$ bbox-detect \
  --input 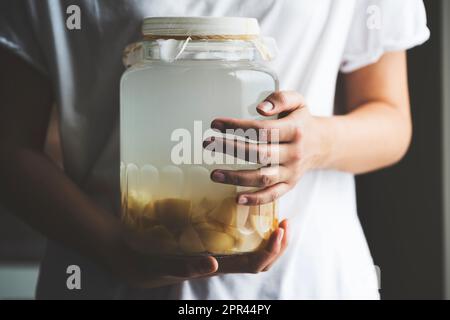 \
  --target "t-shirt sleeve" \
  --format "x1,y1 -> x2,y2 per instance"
340,0 -> 430,73
0,0 -> 47,75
